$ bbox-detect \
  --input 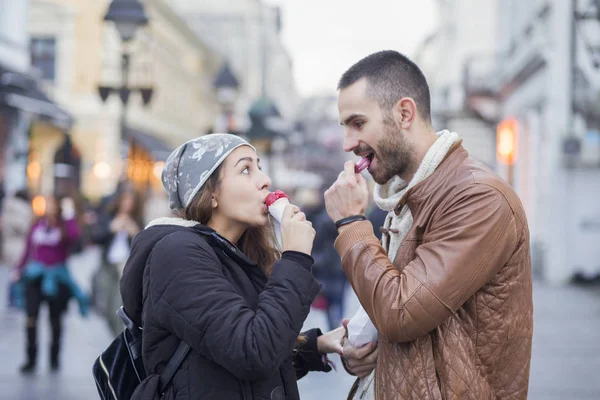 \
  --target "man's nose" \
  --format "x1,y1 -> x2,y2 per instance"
343,136 -> 359,153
